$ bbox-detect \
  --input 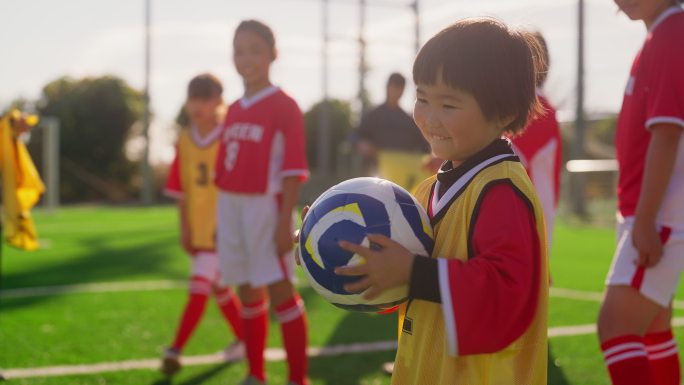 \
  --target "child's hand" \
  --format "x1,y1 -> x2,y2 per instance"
632,218 -> 663,268
293,206 -> 309,265
335,234 -> 415,300
276,219 -> 294,258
